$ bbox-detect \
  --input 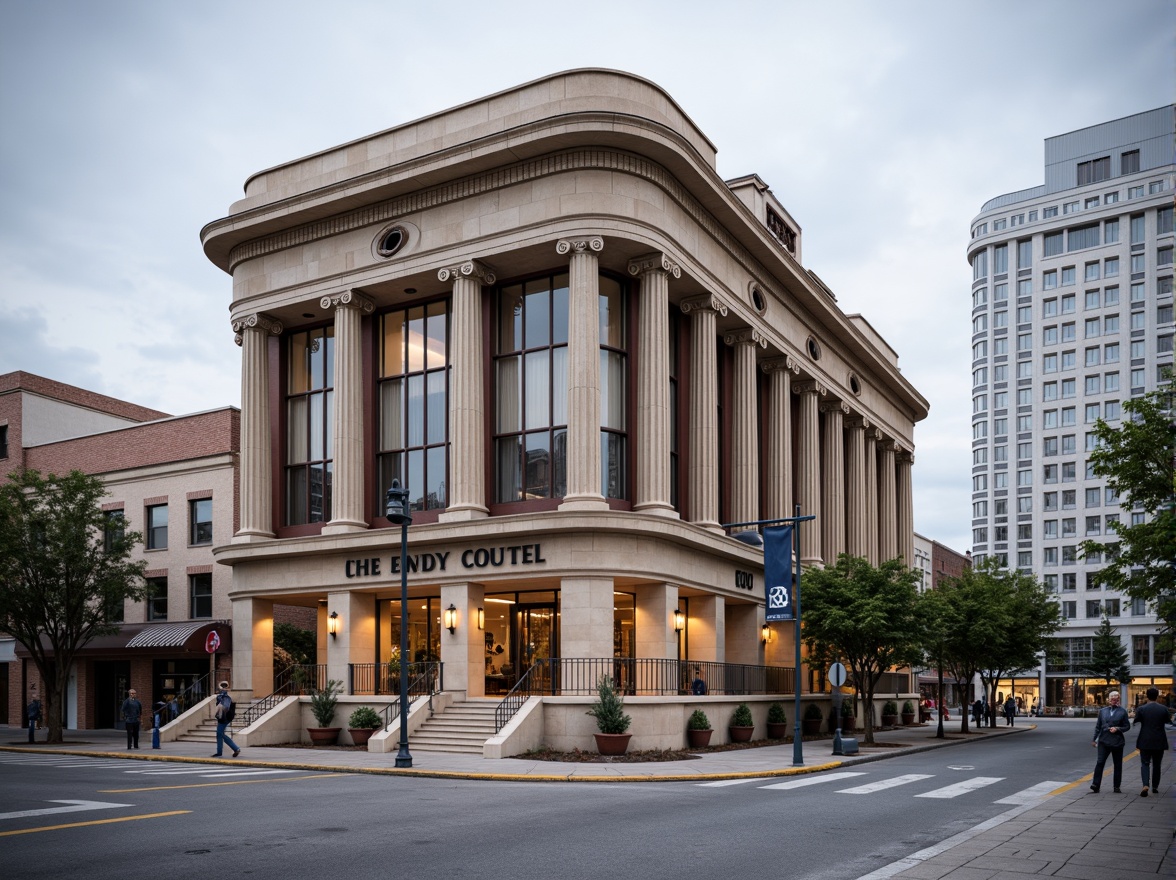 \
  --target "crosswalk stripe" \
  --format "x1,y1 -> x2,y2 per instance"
194,770 -> 297,778
994,781 -> 1065,804
837,774 -> 935,794
915,777 -> 1003,798
759,772 -> 866,790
